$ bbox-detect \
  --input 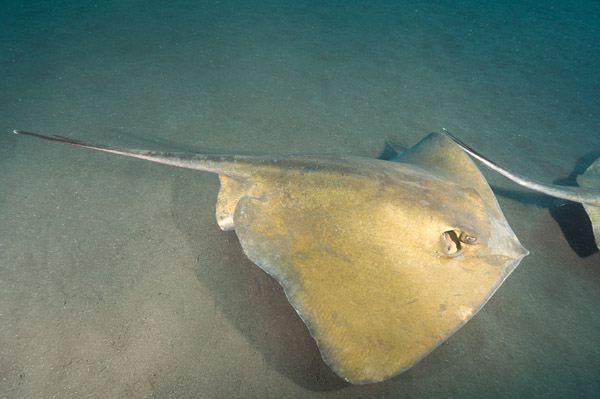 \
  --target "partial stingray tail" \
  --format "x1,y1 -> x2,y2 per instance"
13,130 -> 247,179
441,128 -> 600,207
